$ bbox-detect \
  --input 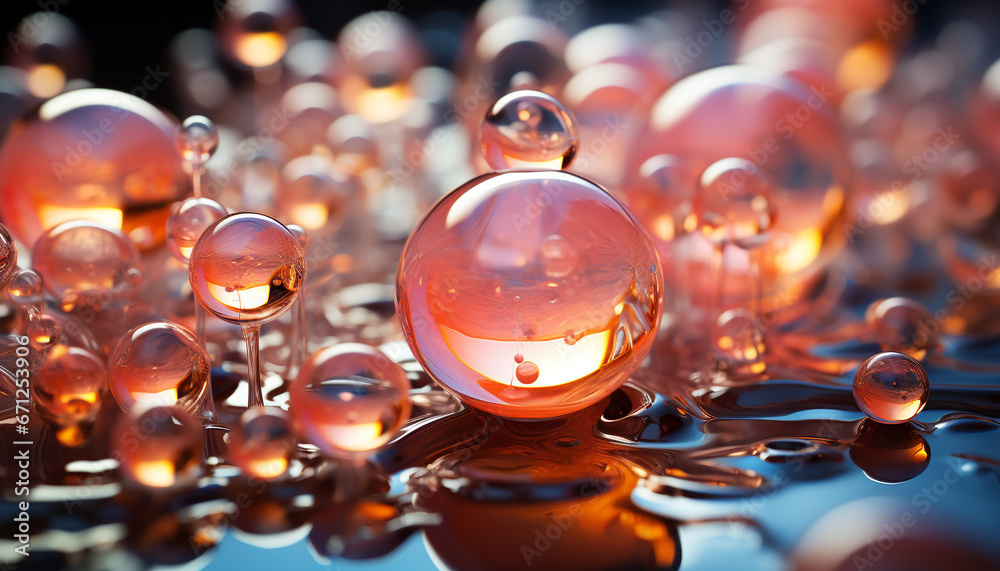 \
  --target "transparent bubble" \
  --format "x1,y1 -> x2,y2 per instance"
32,220 -> 141,310
0,223 -> 17,287
229,407 -> 297,480
290,343 -> 411,459
115,404 -> 202,488
865,297 -> 935,360
216,0 -> 299,69
396,170 -> 663,419
33,345 -> 106,429
7,268 -> 44,308
277,154 -> 354,232
188,212 -> 305,325
0,88 -> 186,250
853,352 -> 930,424
175,115 -> 219,166
714,308 -> 765,374
696,158 -> 776,249
481,90 -> 579,170
27,311 -> 62,352
107,321 -> 211,414
166,197 -> 228,264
